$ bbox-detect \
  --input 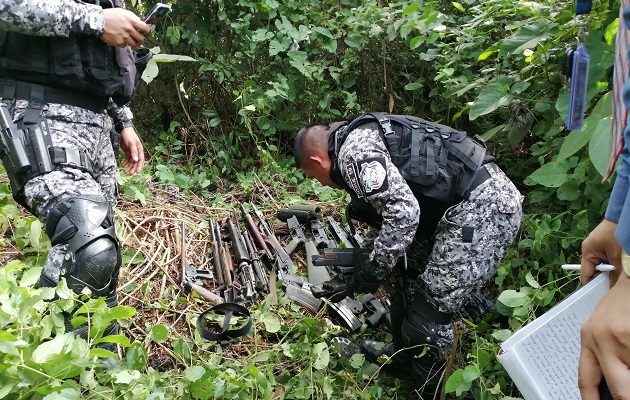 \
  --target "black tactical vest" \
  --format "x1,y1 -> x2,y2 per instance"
328,113 -> 491,237
0,0 -> 139,106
